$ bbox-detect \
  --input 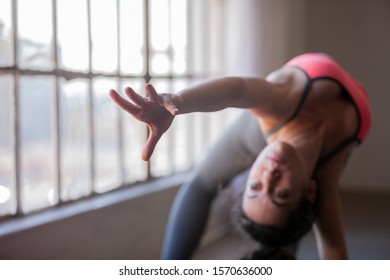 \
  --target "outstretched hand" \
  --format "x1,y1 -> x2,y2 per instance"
109,84 -> 179,161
